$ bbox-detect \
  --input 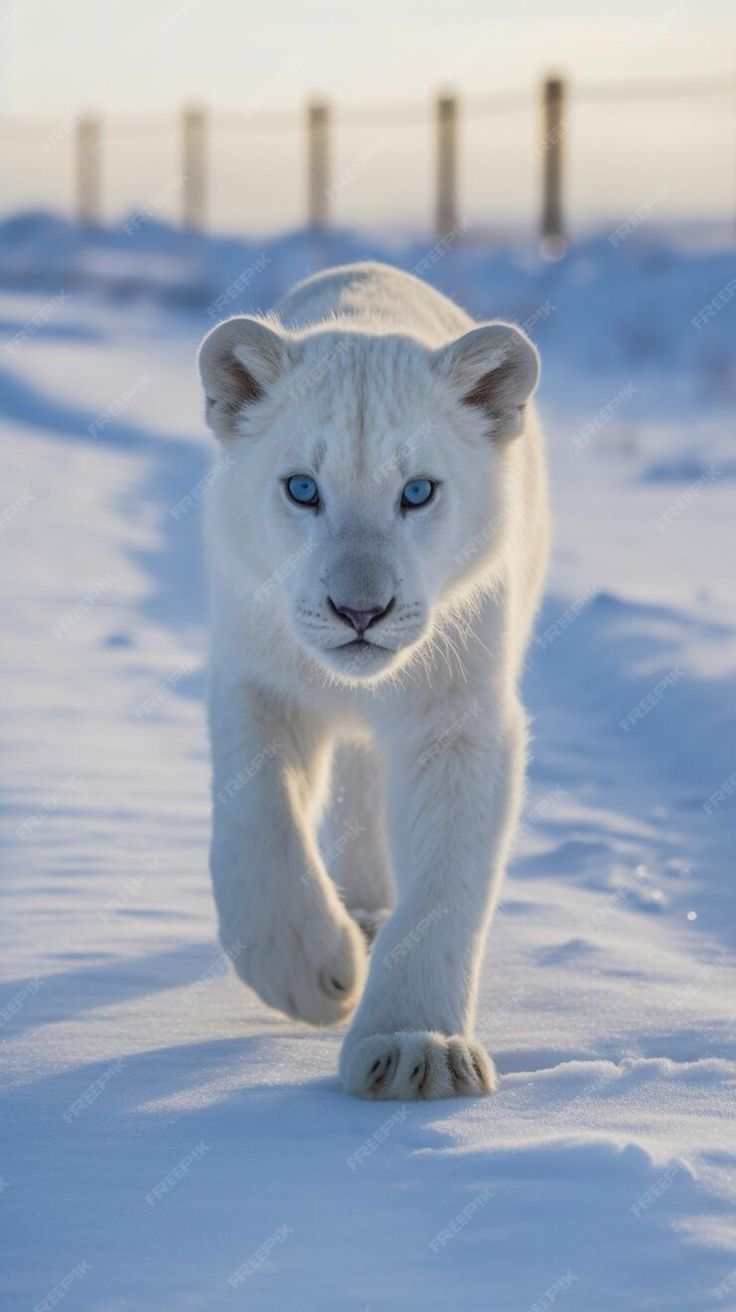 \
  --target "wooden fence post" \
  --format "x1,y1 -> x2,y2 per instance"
182,105 -> 207,230
540,76 -> 566,254
307,101 -> 330,229
436,93 -> 458,241
75,114 -> 101,225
